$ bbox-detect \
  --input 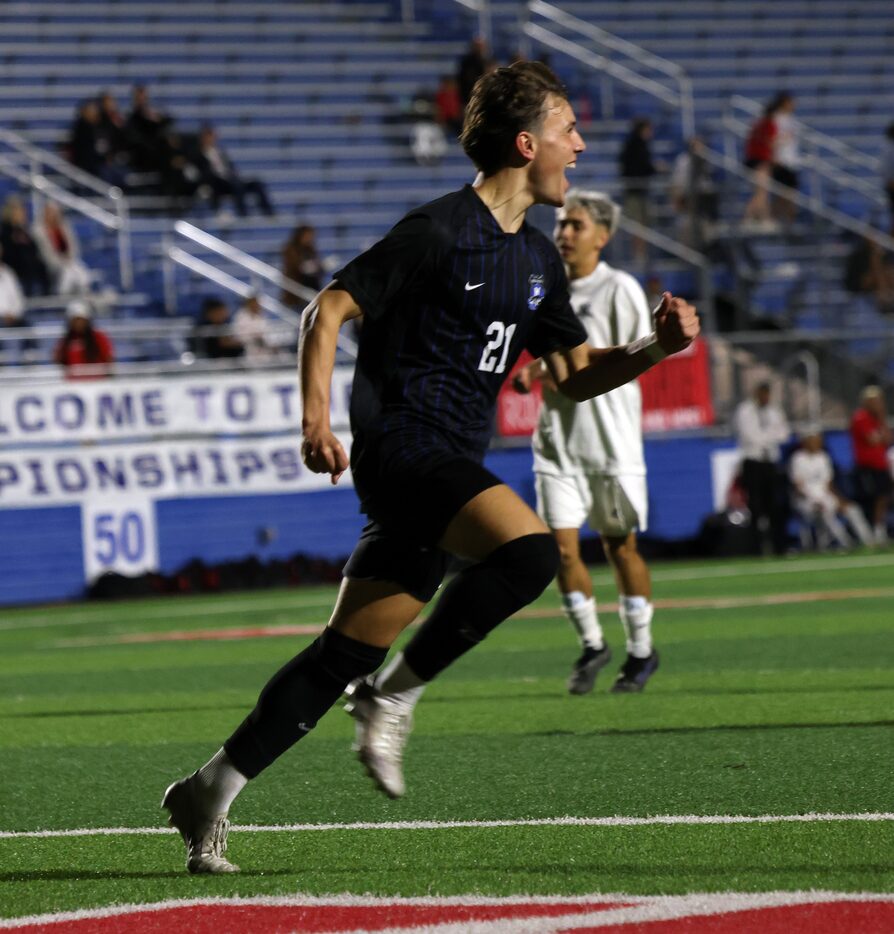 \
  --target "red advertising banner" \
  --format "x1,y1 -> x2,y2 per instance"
496,339 -> 714,438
